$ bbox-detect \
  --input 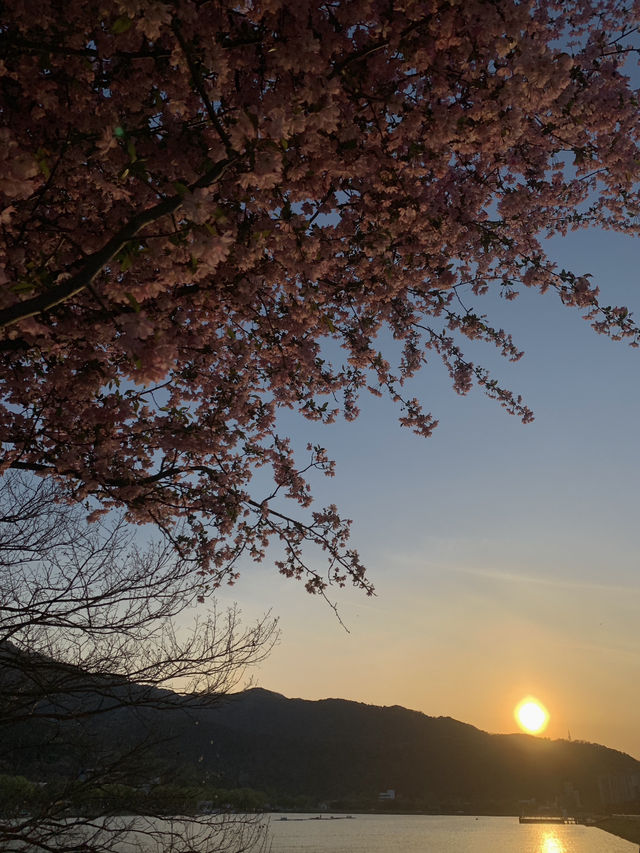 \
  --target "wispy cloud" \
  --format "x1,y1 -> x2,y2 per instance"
450,564 -> 640,596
